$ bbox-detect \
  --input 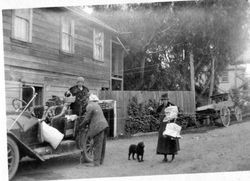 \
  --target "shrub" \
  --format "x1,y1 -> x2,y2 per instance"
125,96 -> 160,135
